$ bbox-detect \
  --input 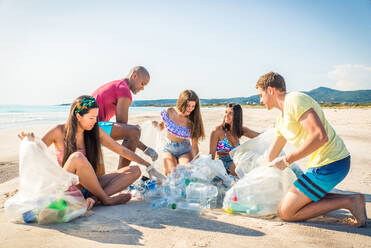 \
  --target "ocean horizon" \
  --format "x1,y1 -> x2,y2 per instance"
0,105 -> 164,130
0,105 -> 222,130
